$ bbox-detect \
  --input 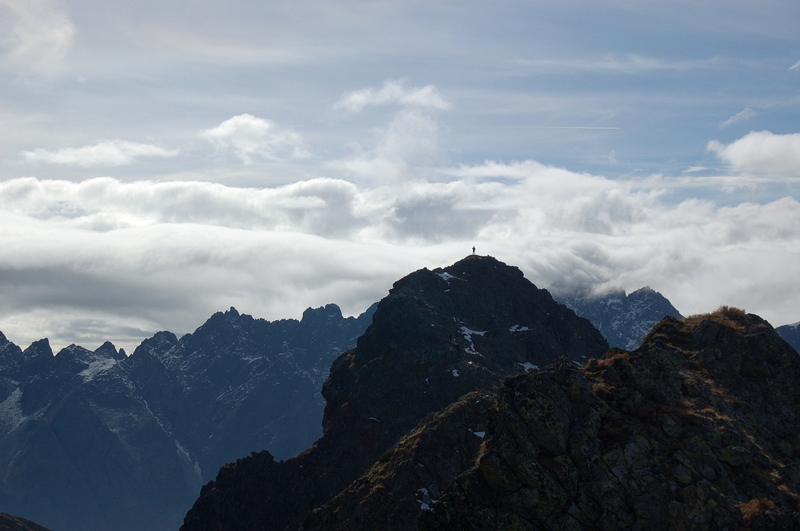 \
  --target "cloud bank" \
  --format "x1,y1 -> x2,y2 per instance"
1,152 -> 799,354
